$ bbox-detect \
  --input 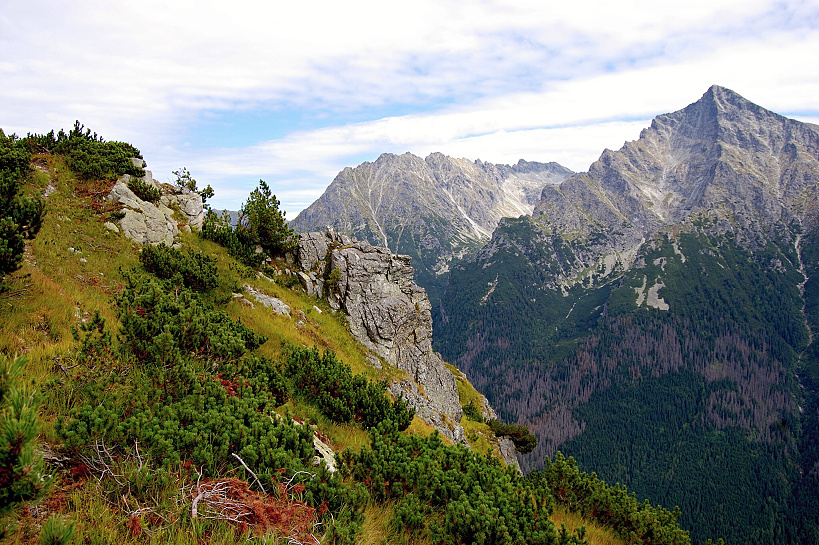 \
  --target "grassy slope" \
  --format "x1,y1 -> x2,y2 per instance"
1,156 -> 620,545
